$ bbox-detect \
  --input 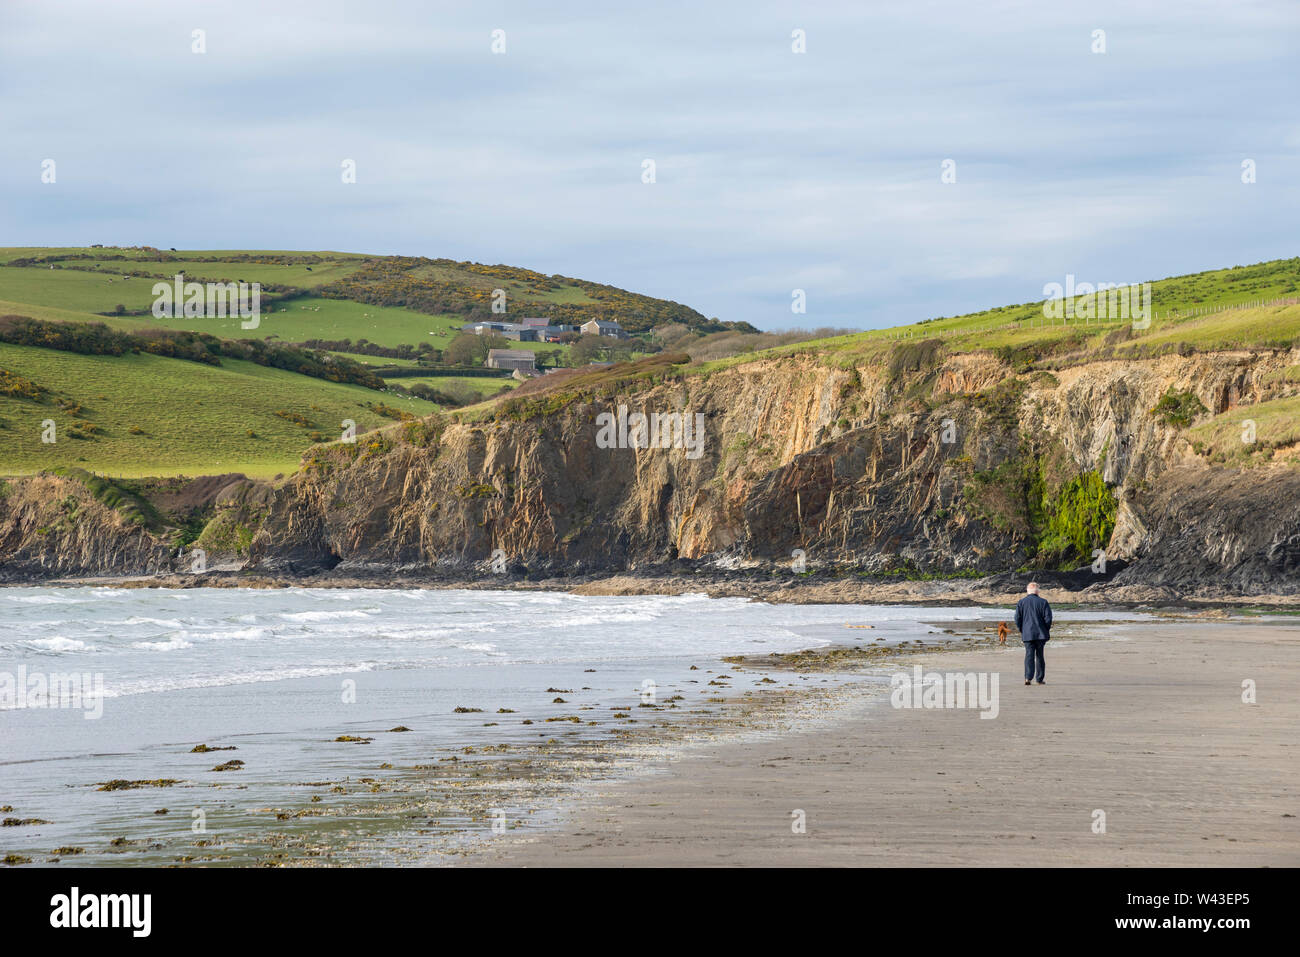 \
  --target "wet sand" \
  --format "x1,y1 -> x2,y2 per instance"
464,621 -> 1300,866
